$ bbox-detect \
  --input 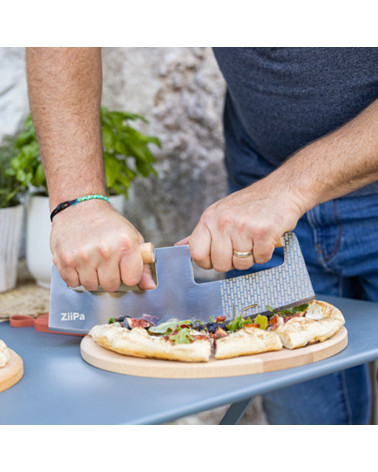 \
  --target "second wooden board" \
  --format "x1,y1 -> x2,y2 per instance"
0,349 -> 24,392
81,327 -> 348,379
